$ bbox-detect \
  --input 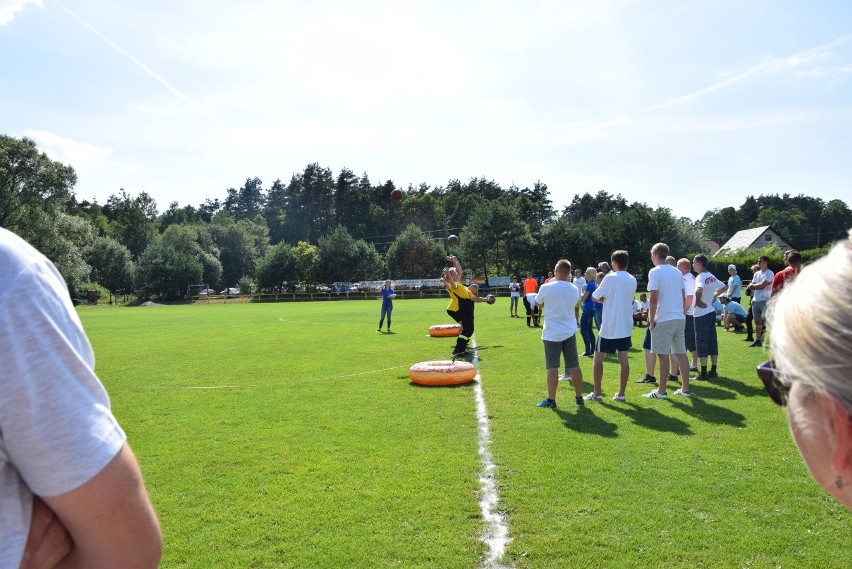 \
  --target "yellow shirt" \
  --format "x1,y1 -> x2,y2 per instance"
446,282 -> 474,312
